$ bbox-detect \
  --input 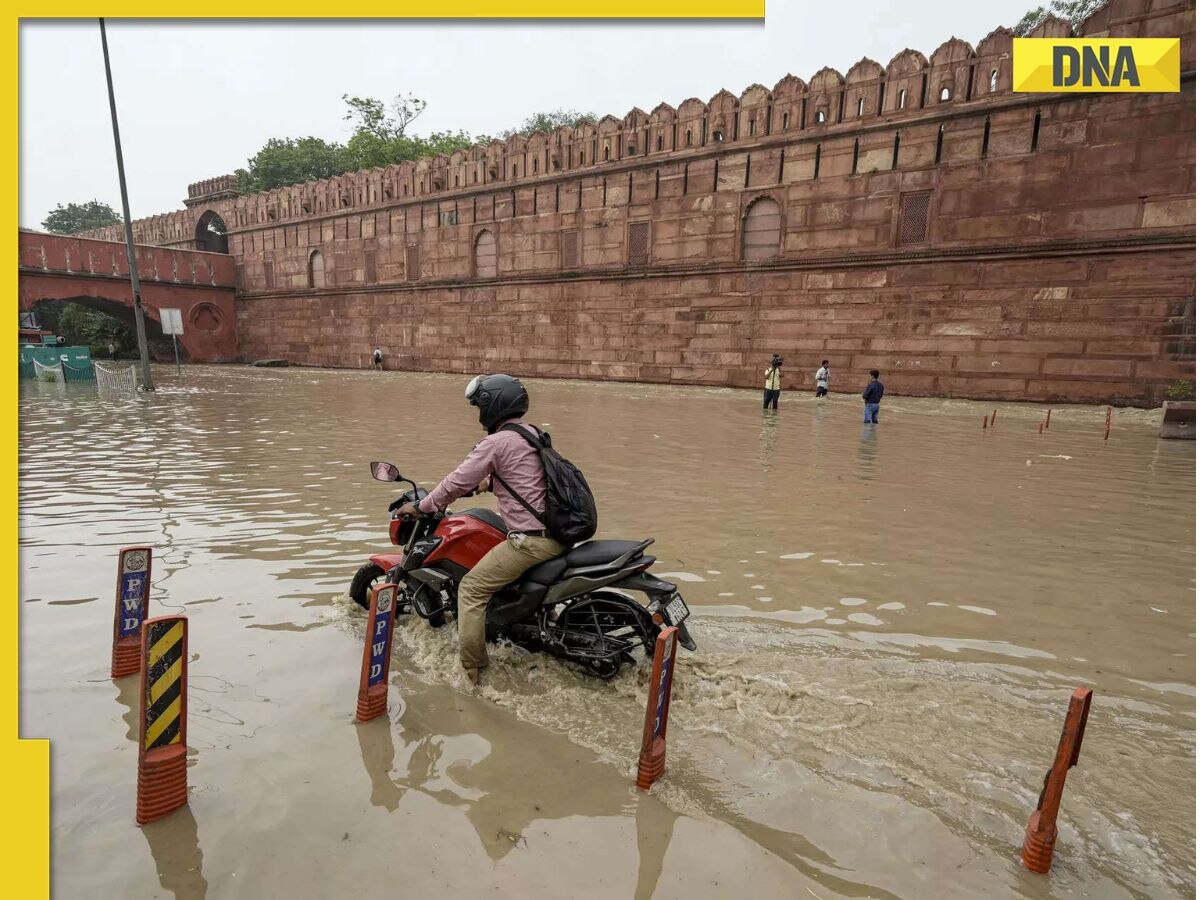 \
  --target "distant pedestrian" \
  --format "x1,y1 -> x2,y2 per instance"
862,369 -> 885,424
815,359 -> 830,398
372,347 -> 384,371
763,354 -> 783,410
